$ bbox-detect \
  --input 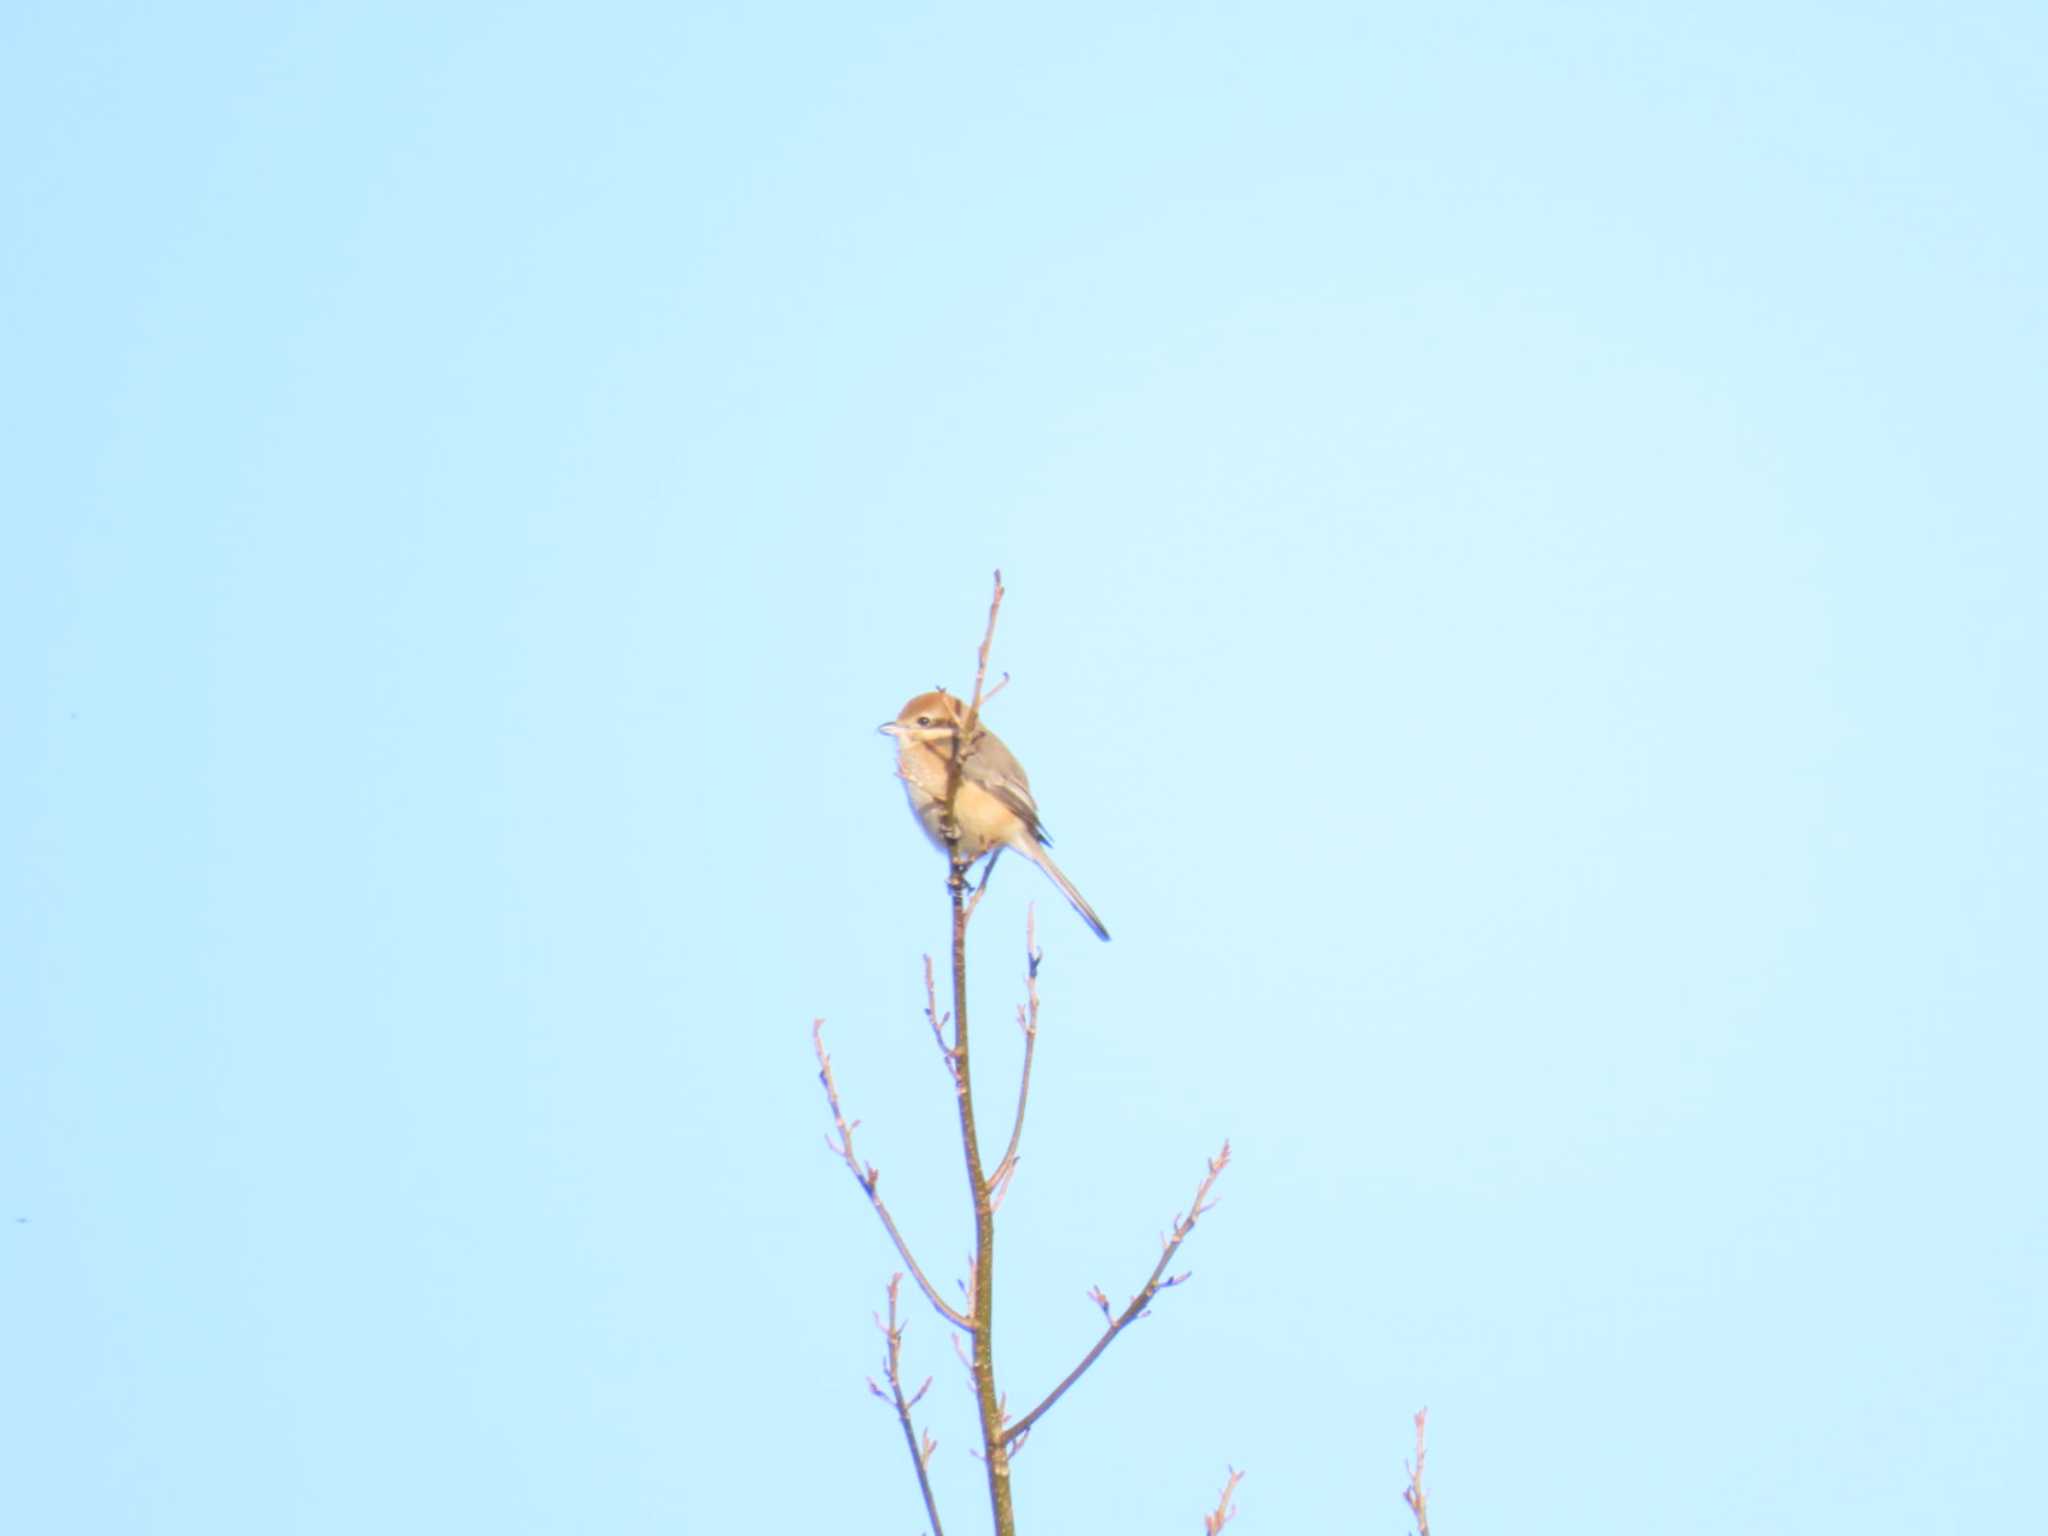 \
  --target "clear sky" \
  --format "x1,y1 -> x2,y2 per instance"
5,4 -> 2043,1533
